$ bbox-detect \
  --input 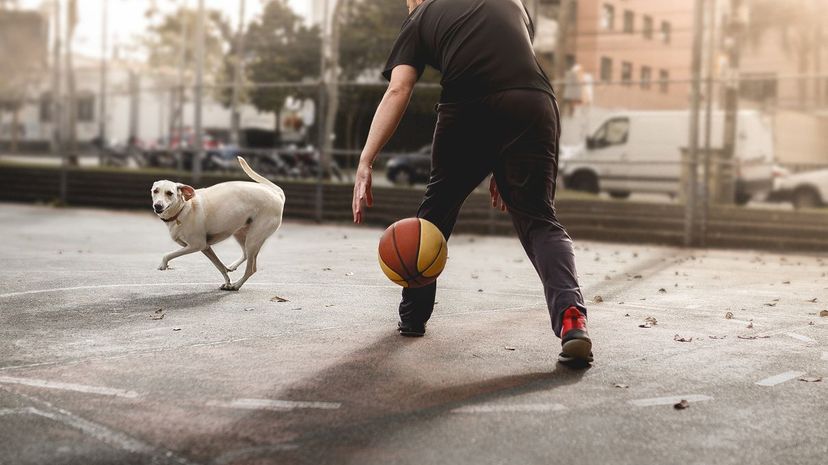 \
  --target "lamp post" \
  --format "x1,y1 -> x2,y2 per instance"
193,0 -> 204,184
